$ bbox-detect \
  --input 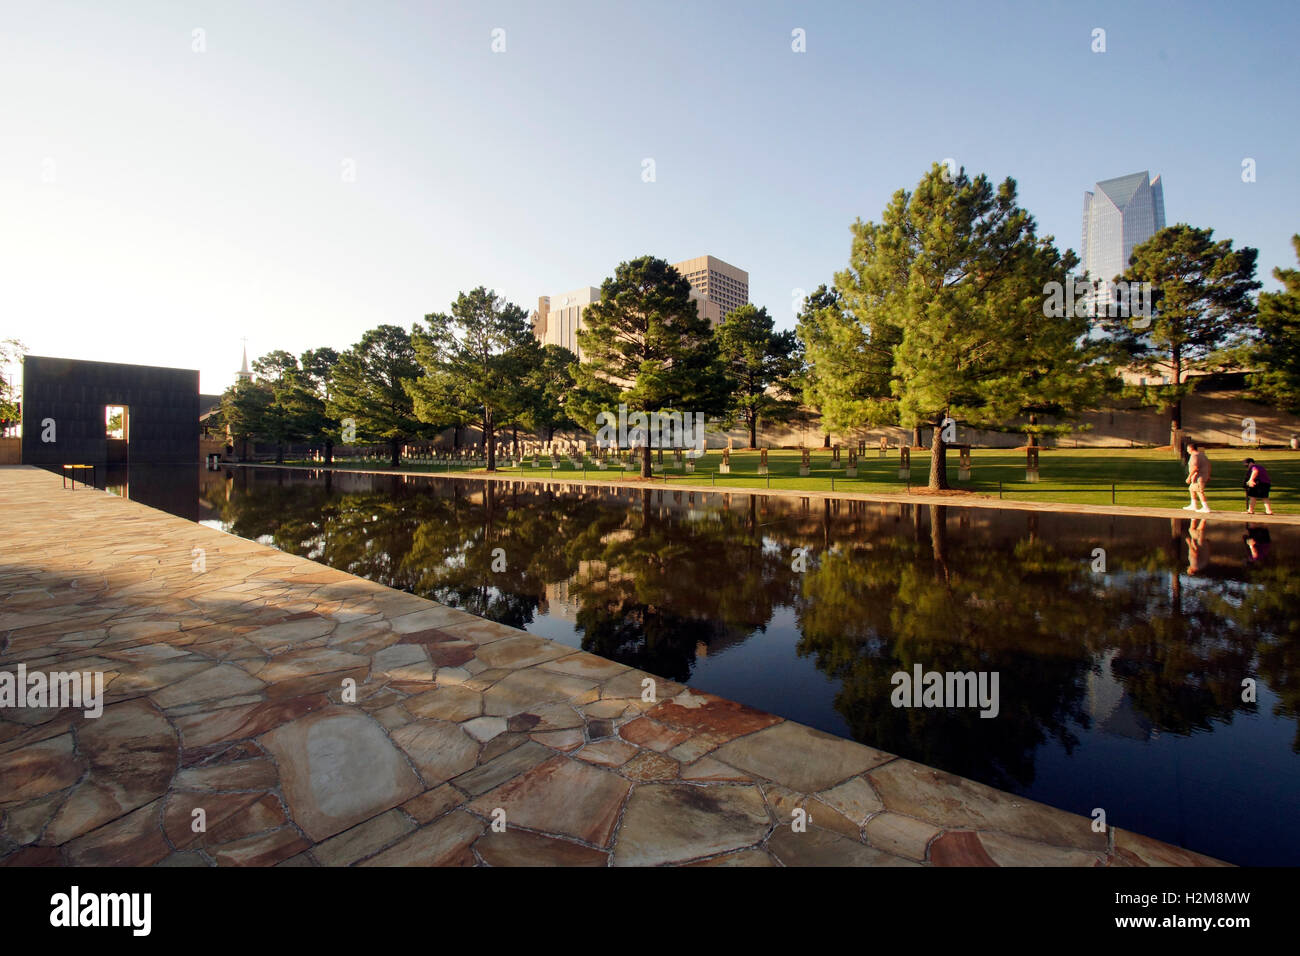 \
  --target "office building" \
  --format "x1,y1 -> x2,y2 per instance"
532,255 -> 747,358
671,255 -> 749,318
1081,171 -> 1166,310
